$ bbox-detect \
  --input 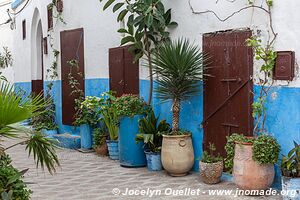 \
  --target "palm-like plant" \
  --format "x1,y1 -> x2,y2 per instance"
152,39 -> 209,133
0,81 -> 60,174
